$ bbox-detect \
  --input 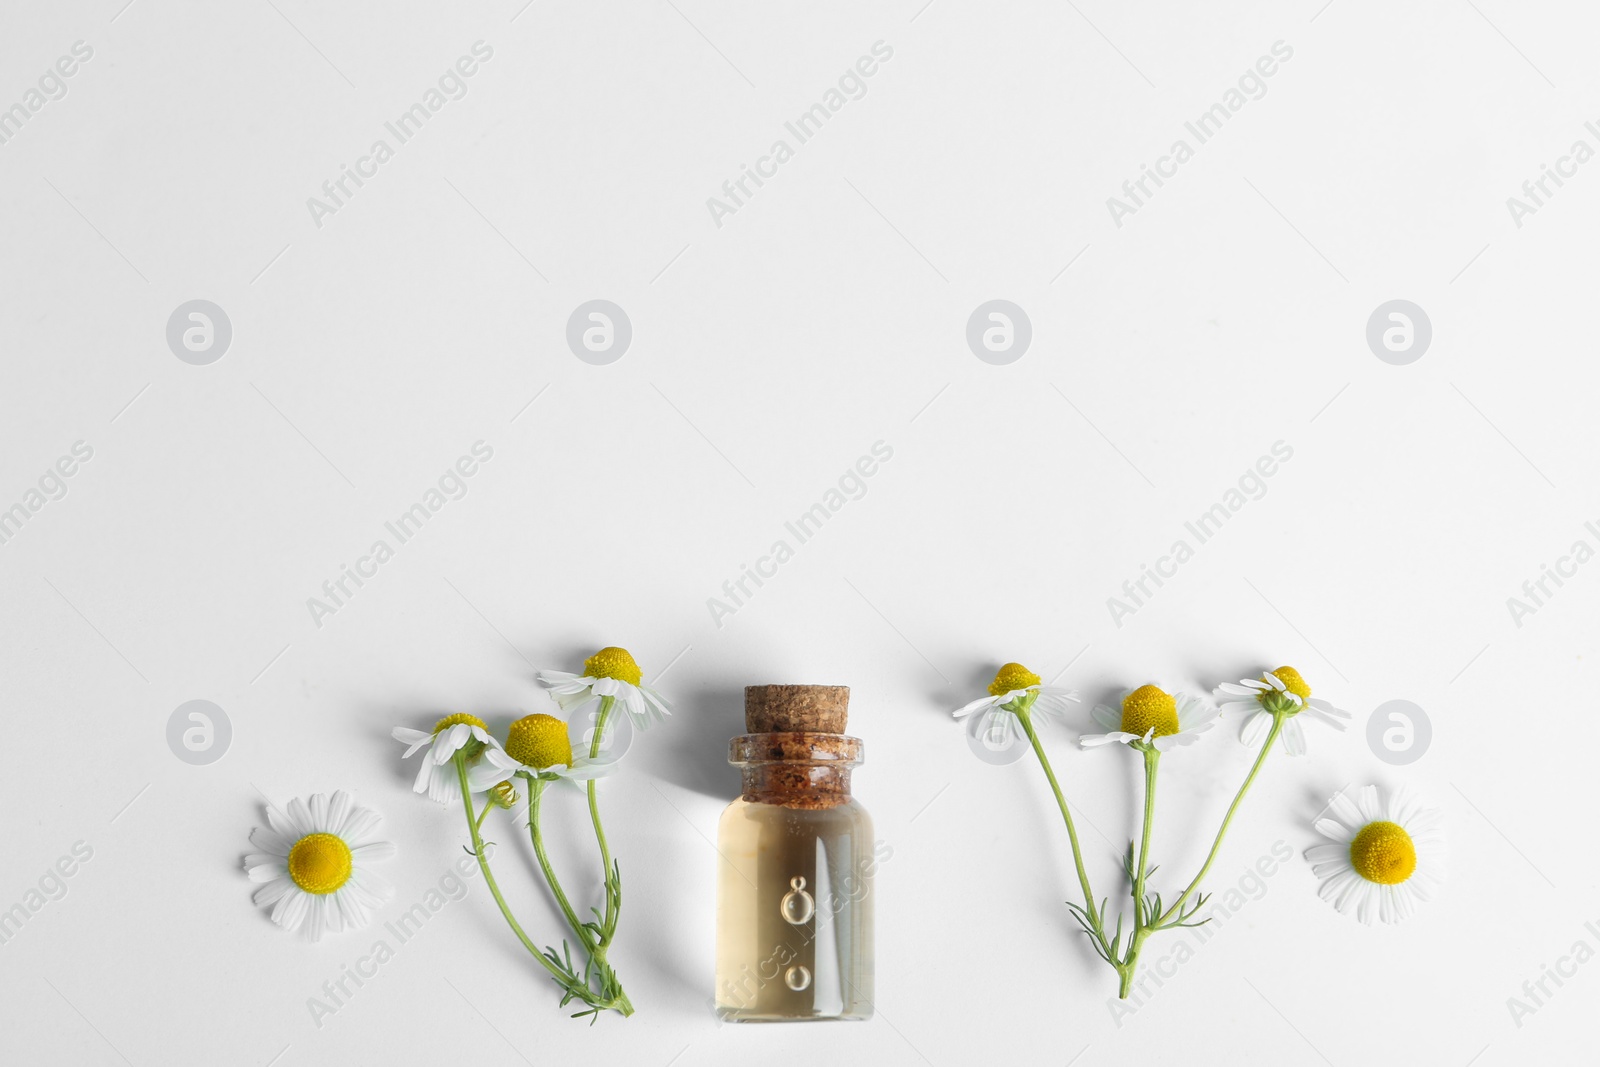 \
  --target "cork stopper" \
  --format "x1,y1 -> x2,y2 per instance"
744,685 -> 849,733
